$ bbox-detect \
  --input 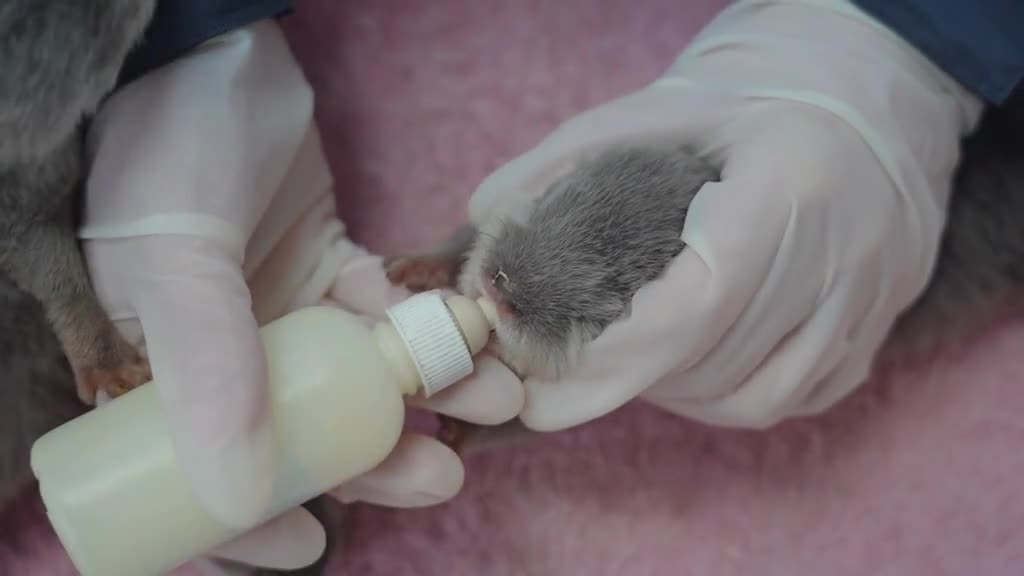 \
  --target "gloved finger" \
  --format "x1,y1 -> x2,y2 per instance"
409,353 -> 524,425
180,559 -> 232,576
666,107 -> 895,406
650,252 -> 883,428
132,235 -> 274,529
785,349 -> 874,423
785,281 -> 897,419
655,307 -> 848,429
326,245 -> 414,318
329,433 -> 464,507
662,119 -> 836,400
517,248 -> 711,431
469,83 -> 732,225
204,506 -> 326,571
